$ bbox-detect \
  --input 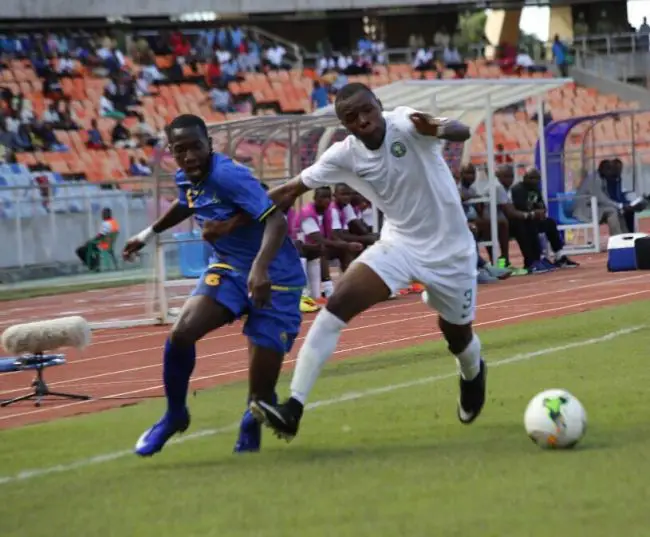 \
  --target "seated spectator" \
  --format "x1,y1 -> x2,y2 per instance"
111,119 -> 137,148
495,143 -> 513,165
458,163 -> 512,268
413,46 -> 434,71
57,100 -> 79,130
574,159 -> 632,235
132,113 -> 157,147
39,123 -> 68,152
205,57 -> 222,86
86,119 -> 107,149
128,156 -> 152,176
56,52 -> 76,76
205,82 -> 235,113
42,102 -> 62,126
332,183 -> 377,246
317,55 -> 337,76
265,44 -> 289,70
337,52 -> 354,72
311,81 -> 329,111
75,207 -> 119,271
100,90 -> 125,119
504,167 -> 579,271
443,42 -> 465,74
295,186 -> 363,299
